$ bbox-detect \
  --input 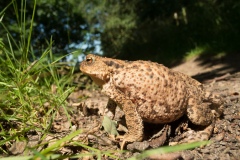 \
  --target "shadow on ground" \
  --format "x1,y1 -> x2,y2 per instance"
172,52 -> 240,82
